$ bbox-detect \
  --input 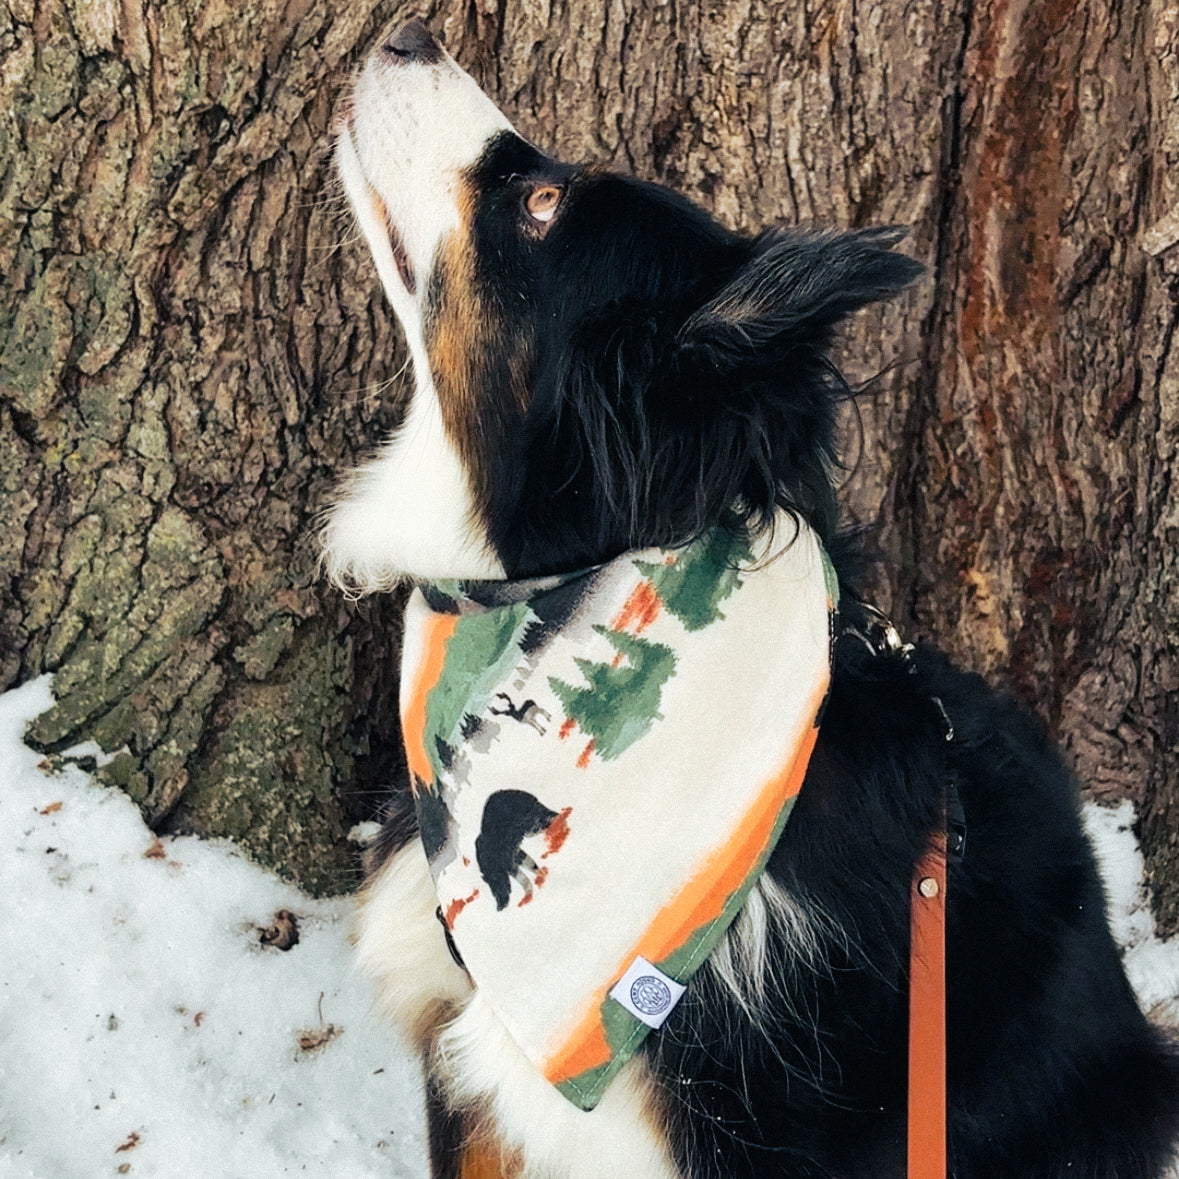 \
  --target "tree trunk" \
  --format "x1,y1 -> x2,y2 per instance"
2,0 -> 1176,915
0,0 -> 411,891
